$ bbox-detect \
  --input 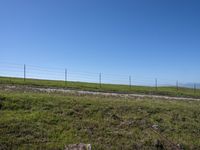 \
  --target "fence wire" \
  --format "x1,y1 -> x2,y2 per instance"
0,62 -> 199,89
